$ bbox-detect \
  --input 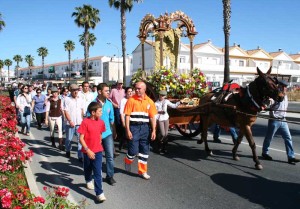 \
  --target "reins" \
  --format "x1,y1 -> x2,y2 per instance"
223,105 -> 300,125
